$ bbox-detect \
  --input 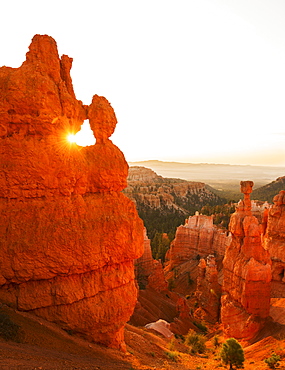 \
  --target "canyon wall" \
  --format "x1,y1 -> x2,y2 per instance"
221,181 -> 272,341
0,35 -> 144,350
125,166 -> 223,213
263,190 -> 285,297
